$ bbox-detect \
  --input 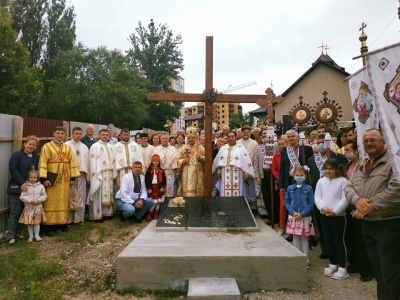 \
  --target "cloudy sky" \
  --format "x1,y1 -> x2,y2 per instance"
69,0 -> 399,113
